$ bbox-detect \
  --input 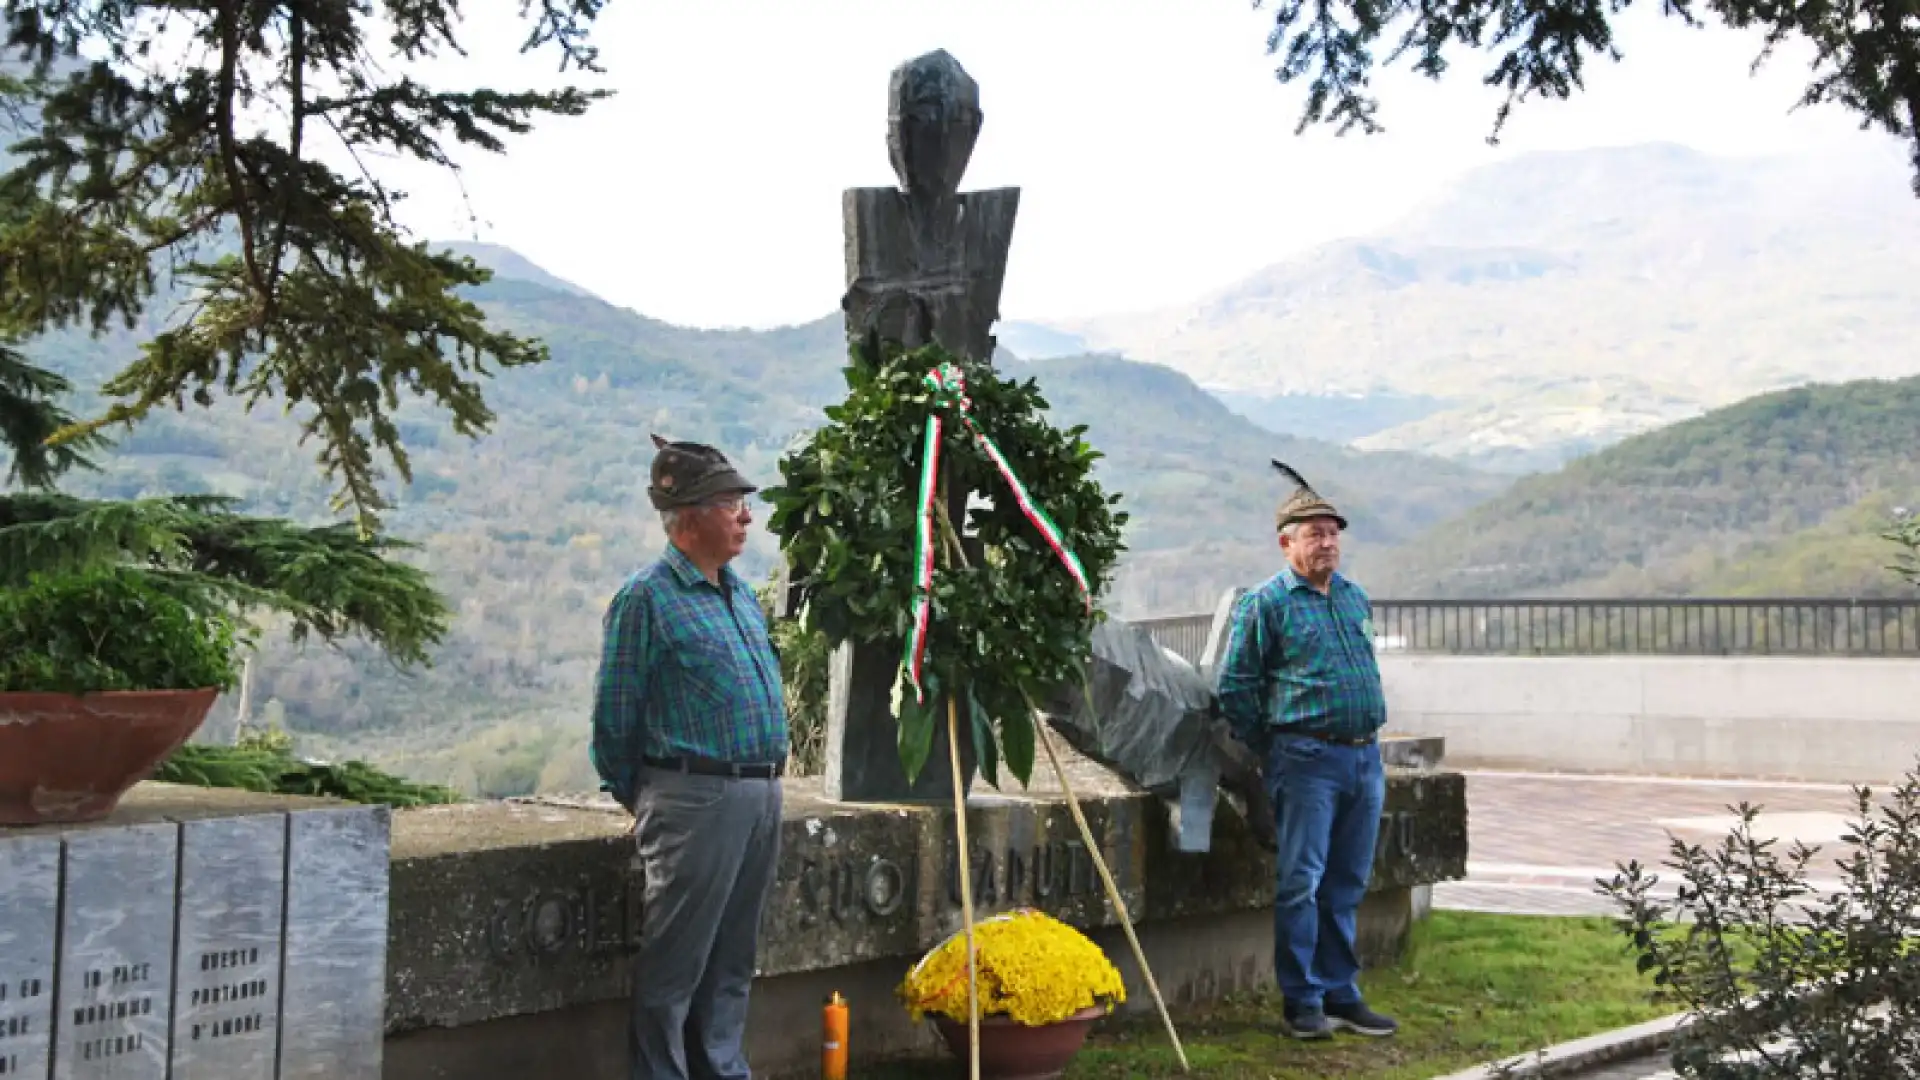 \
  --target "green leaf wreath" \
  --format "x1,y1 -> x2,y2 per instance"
764,340 -> 1128,788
